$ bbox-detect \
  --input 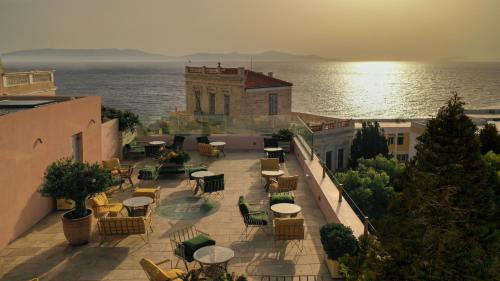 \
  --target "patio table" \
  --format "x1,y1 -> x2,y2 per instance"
123,196 -> 153,217
191,170 -> 215,195
271,203 -> 302,217
210,141 -> 226,156
261,169 -> 284,190
194,245 -> 234,278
